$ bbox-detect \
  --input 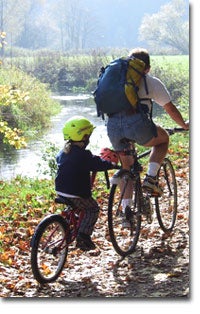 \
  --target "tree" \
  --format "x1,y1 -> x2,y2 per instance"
0,0 -> 31,54
138,0 -> 189,54
14,0 -> 100,51
0,31 -> 6,58
16,0 -> 60,50
54,0 -> 100,51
